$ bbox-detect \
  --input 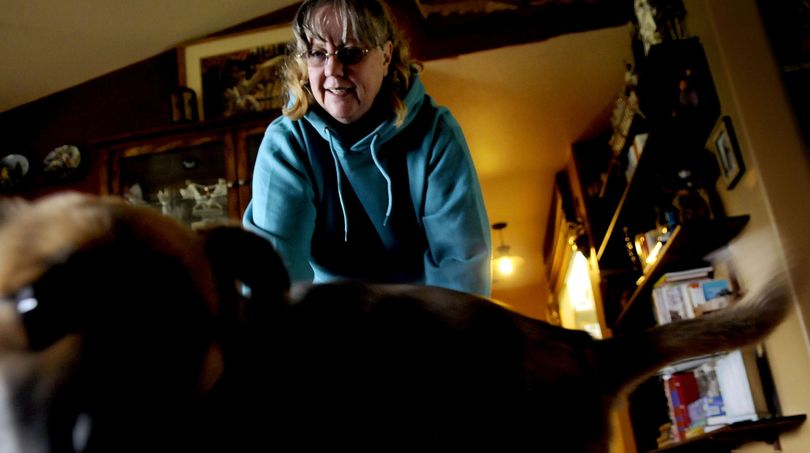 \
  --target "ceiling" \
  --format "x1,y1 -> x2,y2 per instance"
0,0 -> 300,113
1,0 -> 633,313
